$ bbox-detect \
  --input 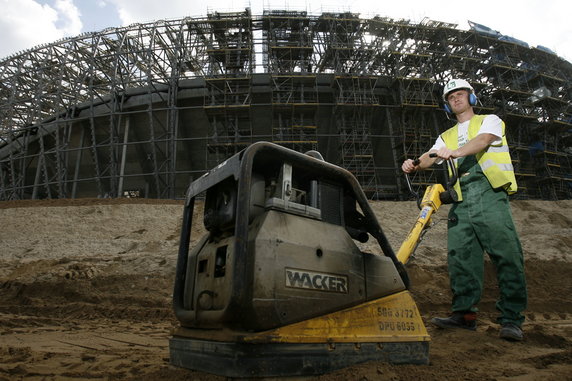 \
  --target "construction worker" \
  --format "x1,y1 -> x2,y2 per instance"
401,78 -> 527,341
